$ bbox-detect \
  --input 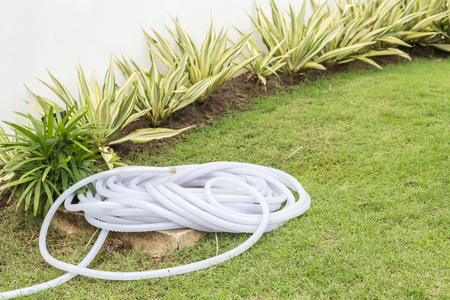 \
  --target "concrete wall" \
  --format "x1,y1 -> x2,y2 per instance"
0,0 -> 304,127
